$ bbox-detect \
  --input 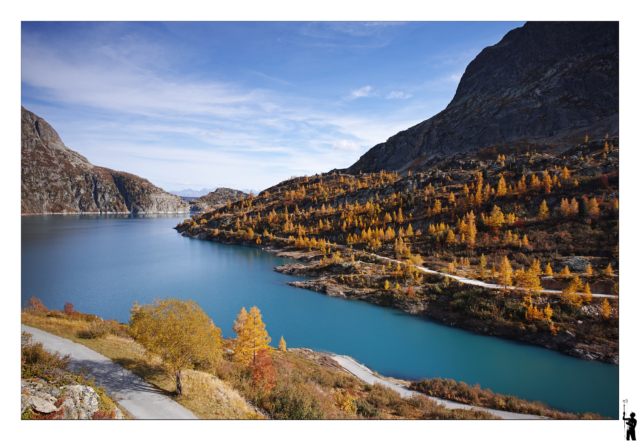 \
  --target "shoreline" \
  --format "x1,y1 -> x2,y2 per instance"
178,227 -> 618,365
22,211 -> 193,216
